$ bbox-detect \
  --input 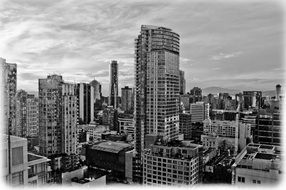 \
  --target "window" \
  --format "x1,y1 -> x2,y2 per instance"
257,180 -> 261,184
12,171 -> 24,185
253,180 -> 256,184
12,147 -> 23,166
238,176 -> 245,183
